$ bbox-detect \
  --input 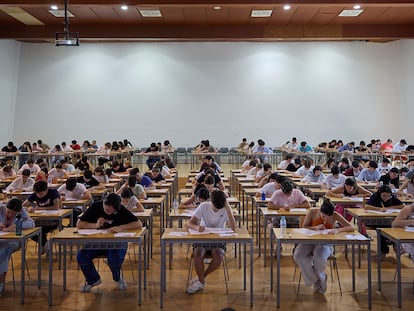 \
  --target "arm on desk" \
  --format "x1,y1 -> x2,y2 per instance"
392,204 -> 414,228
